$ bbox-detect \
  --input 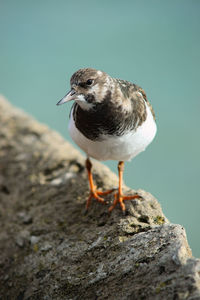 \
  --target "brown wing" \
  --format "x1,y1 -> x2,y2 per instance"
138,87 -> 156,121
116,78 -> 156,122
